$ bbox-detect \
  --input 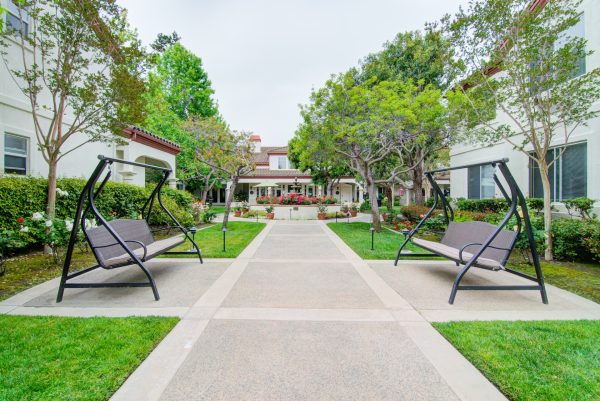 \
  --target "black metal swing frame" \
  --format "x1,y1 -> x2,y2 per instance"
56,155 -> 203,302
394,158 -> 548,304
